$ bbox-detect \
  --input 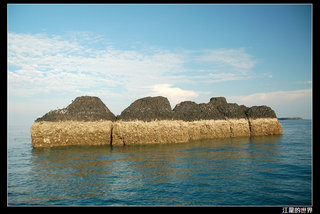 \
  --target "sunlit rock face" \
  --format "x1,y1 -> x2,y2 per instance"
248,118 -> 283,136
111,119 -> 252,146
31,121 -> 113,148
